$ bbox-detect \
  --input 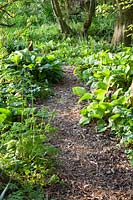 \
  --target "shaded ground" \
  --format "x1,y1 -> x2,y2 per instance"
42,66 -> 133,200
